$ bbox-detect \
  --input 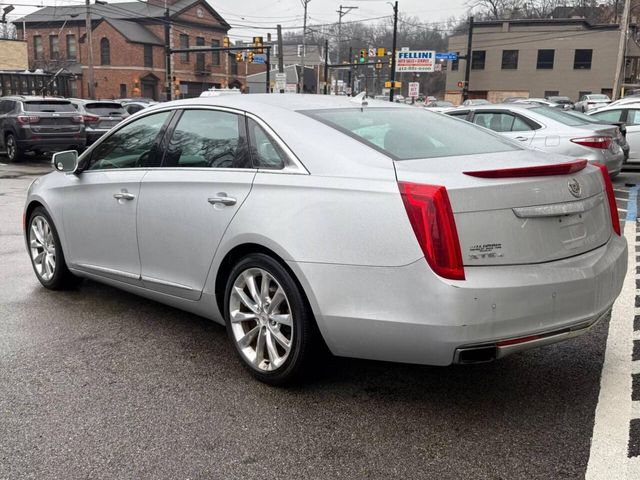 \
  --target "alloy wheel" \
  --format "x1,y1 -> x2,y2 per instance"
229,268 -> 293,371
29,215 -> 56,281
6,135 -> 16,161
